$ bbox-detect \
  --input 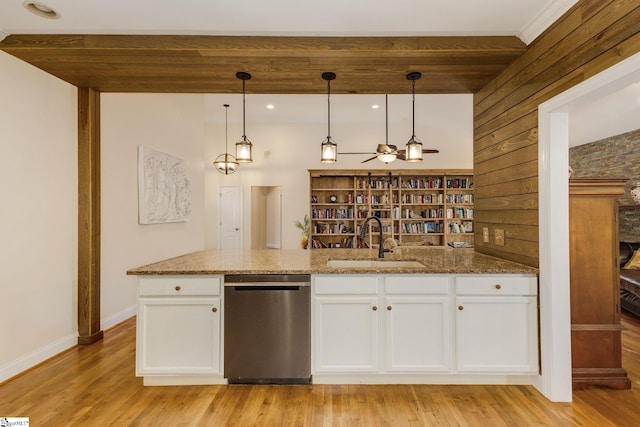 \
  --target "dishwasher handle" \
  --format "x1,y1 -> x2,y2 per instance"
231,283 -> 308,291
